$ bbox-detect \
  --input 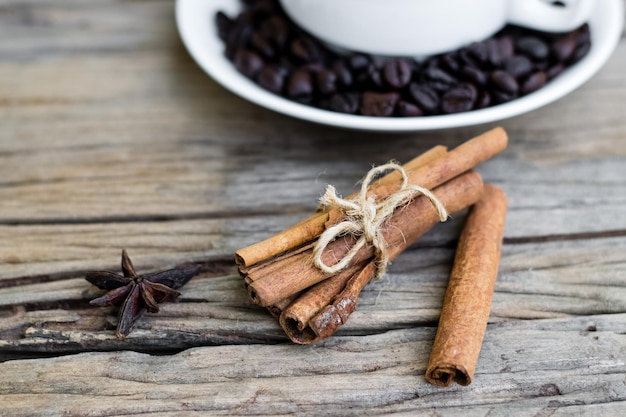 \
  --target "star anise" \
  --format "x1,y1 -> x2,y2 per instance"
85,250 -> 200,339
